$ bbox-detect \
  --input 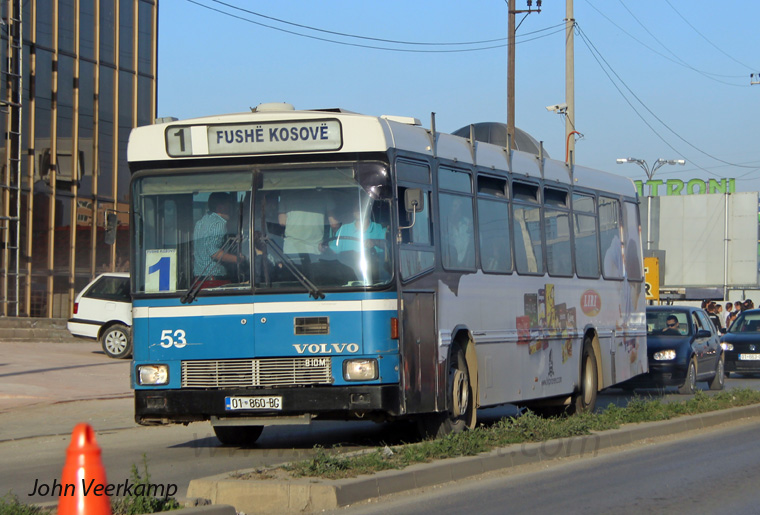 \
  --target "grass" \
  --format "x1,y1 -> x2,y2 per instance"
236,388 -> 760,481
0,493 -> 50,515
110,455 -> 181,515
